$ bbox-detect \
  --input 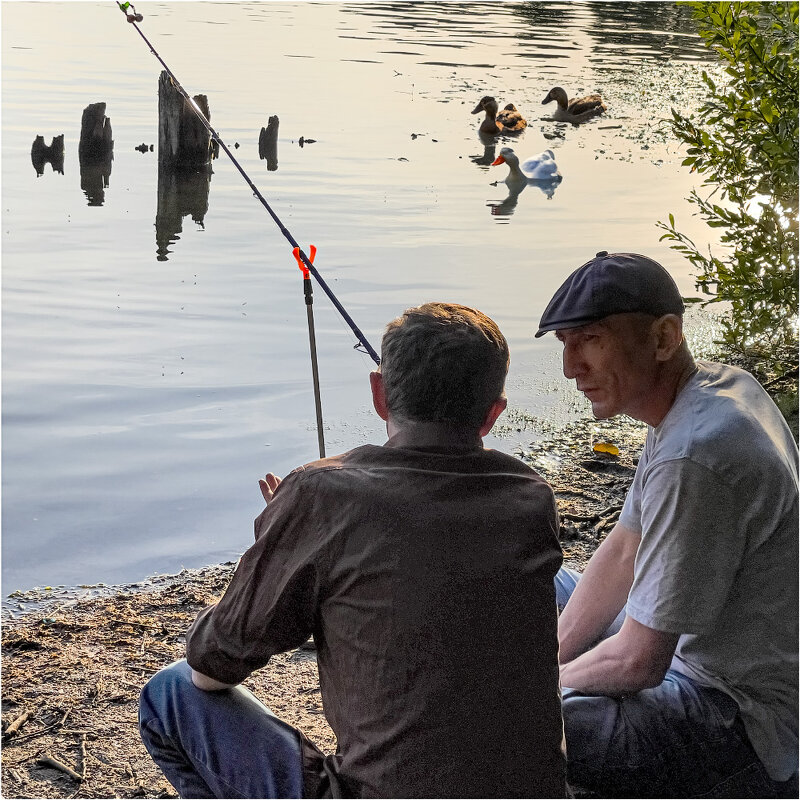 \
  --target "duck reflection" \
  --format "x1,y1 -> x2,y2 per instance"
156,165 -> 212,262
31,135 -> 65,177
470,130 -> 498,167
487,176 -> 563,219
